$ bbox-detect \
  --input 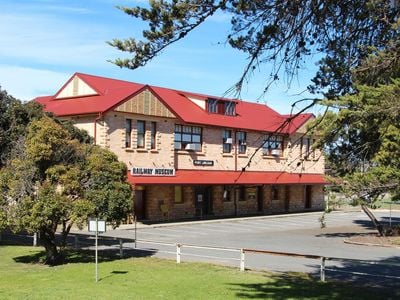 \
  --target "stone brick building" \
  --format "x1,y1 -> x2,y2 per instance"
35,73 -> 326,221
